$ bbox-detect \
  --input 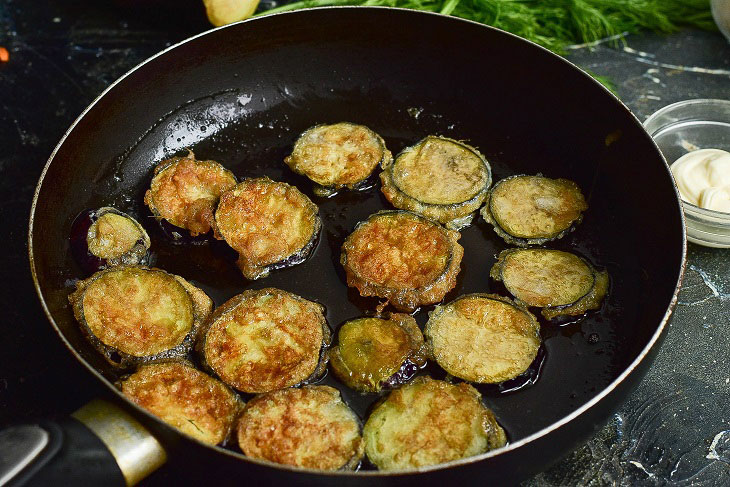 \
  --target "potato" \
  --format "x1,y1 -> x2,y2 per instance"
203,0 -> 260,26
